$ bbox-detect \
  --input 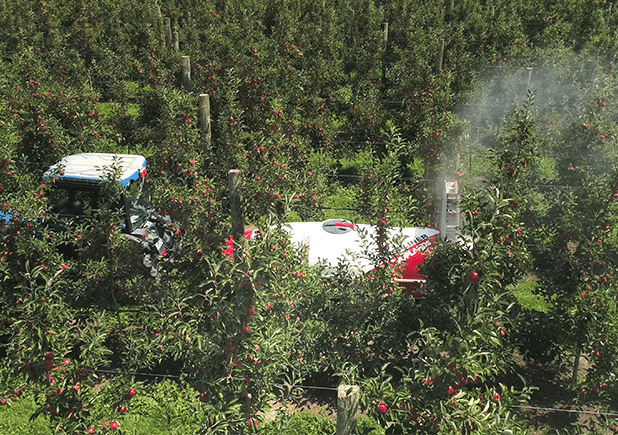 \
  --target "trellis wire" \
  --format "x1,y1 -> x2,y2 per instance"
90,369 -> 618,420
